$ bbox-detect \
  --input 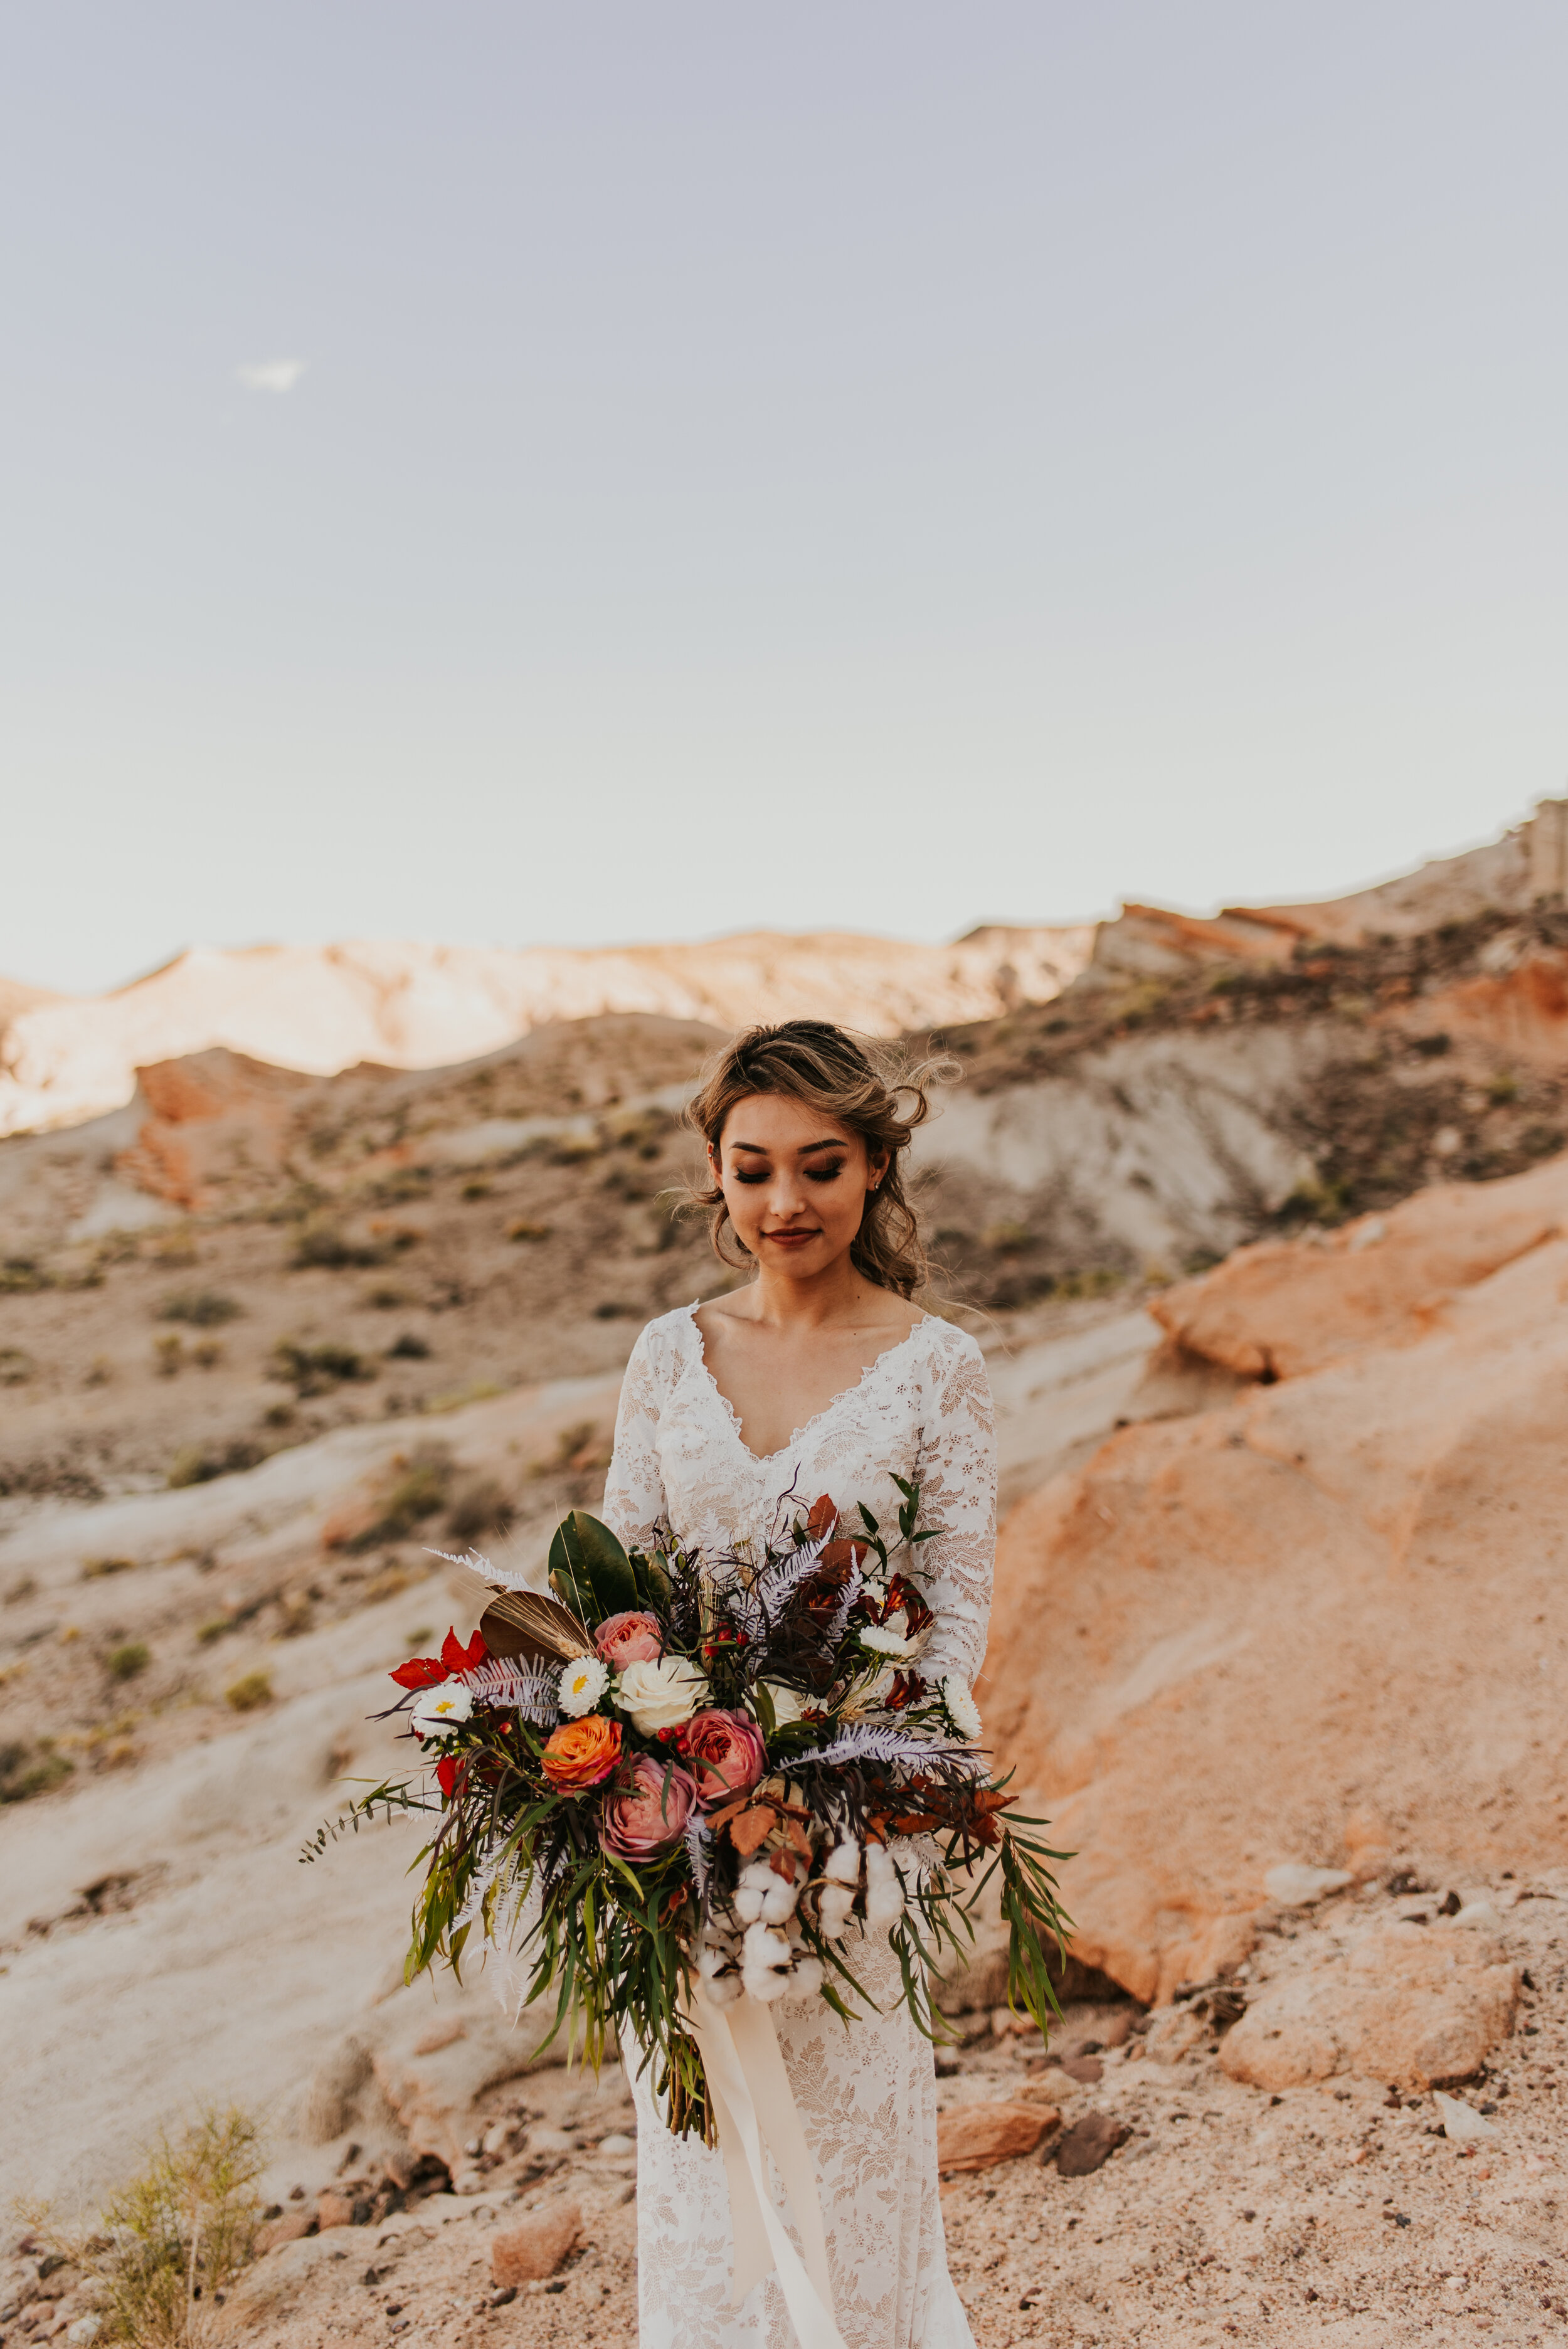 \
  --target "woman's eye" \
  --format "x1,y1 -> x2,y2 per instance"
805,1163 -> 845,1183
733,1170 -> 770,1185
